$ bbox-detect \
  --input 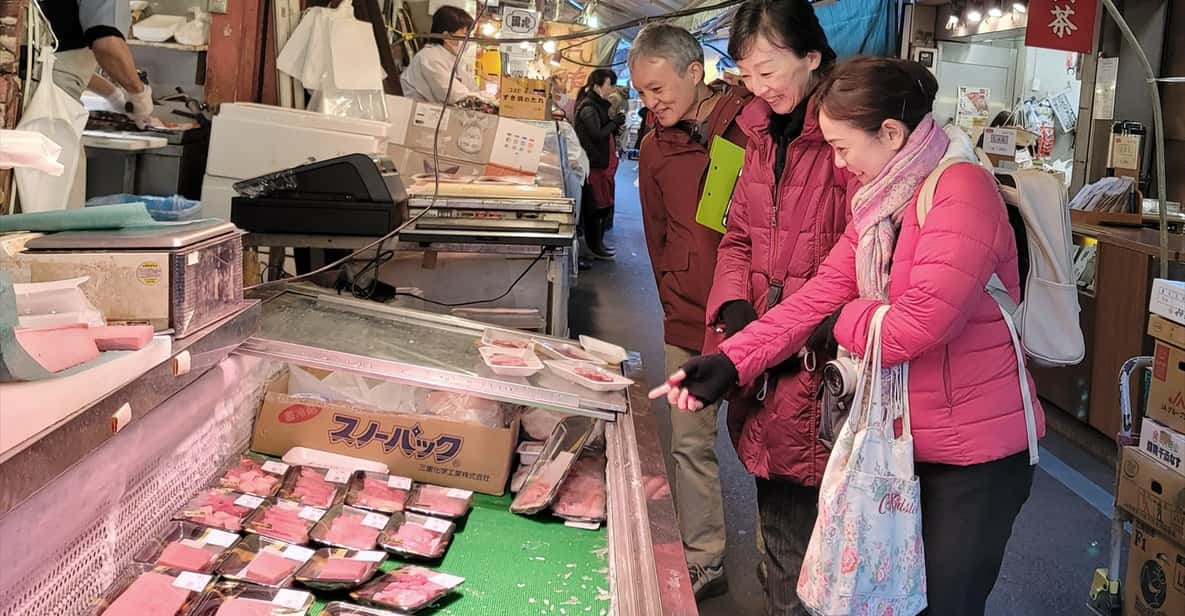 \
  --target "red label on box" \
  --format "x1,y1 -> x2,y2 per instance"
279,404 -> 322,424
1155,343 -> 1170,380
1025,0 -> 1098,54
